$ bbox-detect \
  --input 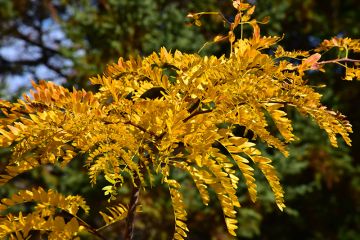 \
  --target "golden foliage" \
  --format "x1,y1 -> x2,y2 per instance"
0,1 -> 359,239
0,188 -> 88,239
168,179 -> 189,240
316,37 -> 360,53
99,203 -> 128,226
